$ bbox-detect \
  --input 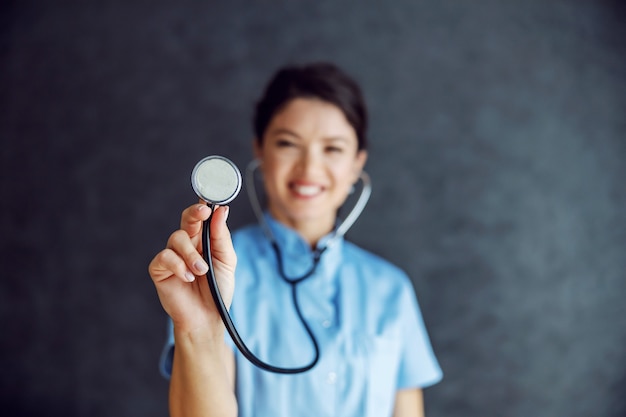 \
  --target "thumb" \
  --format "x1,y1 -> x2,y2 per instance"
208,206 -> 237,274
